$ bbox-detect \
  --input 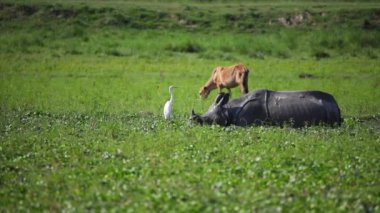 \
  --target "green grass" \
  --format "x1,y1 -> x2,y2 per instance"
1,55 -> 378,116
1,109 -> 379,211
1,0 -> 380,212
